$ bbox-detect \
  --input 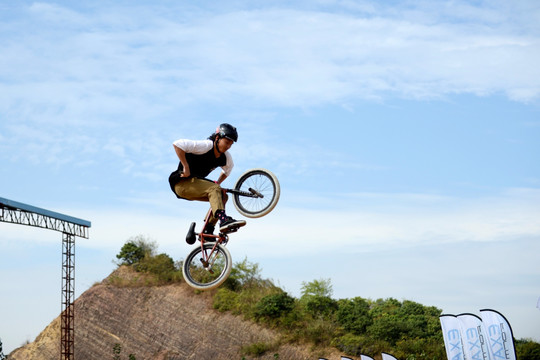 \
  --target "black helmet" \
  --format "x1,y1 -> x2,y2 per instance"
216,123 -> 238,142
